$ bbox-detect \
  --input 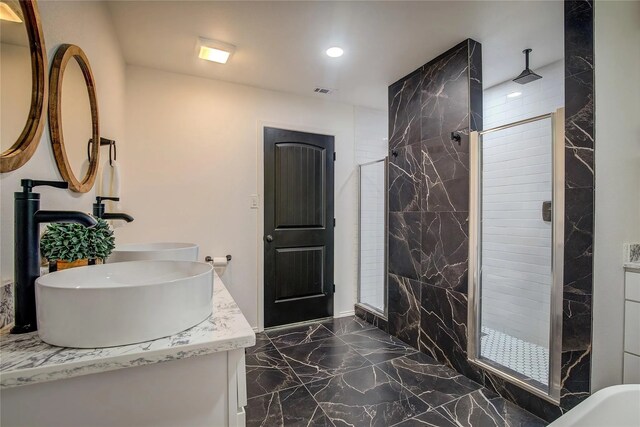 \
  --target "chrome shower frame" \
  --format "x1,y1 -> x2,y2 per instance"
468,108 -> 565,403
